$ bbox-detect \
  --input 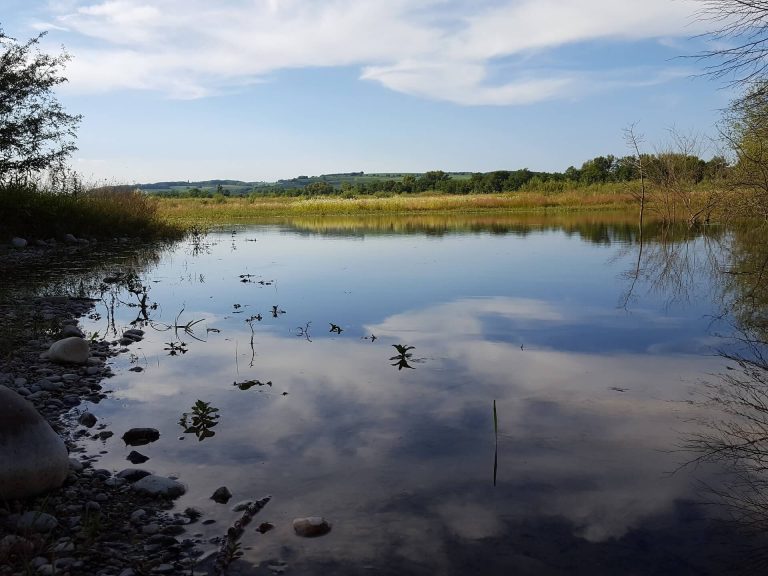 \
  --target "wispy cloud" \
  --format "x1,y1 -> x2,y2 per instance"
35,0 -> 707,104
